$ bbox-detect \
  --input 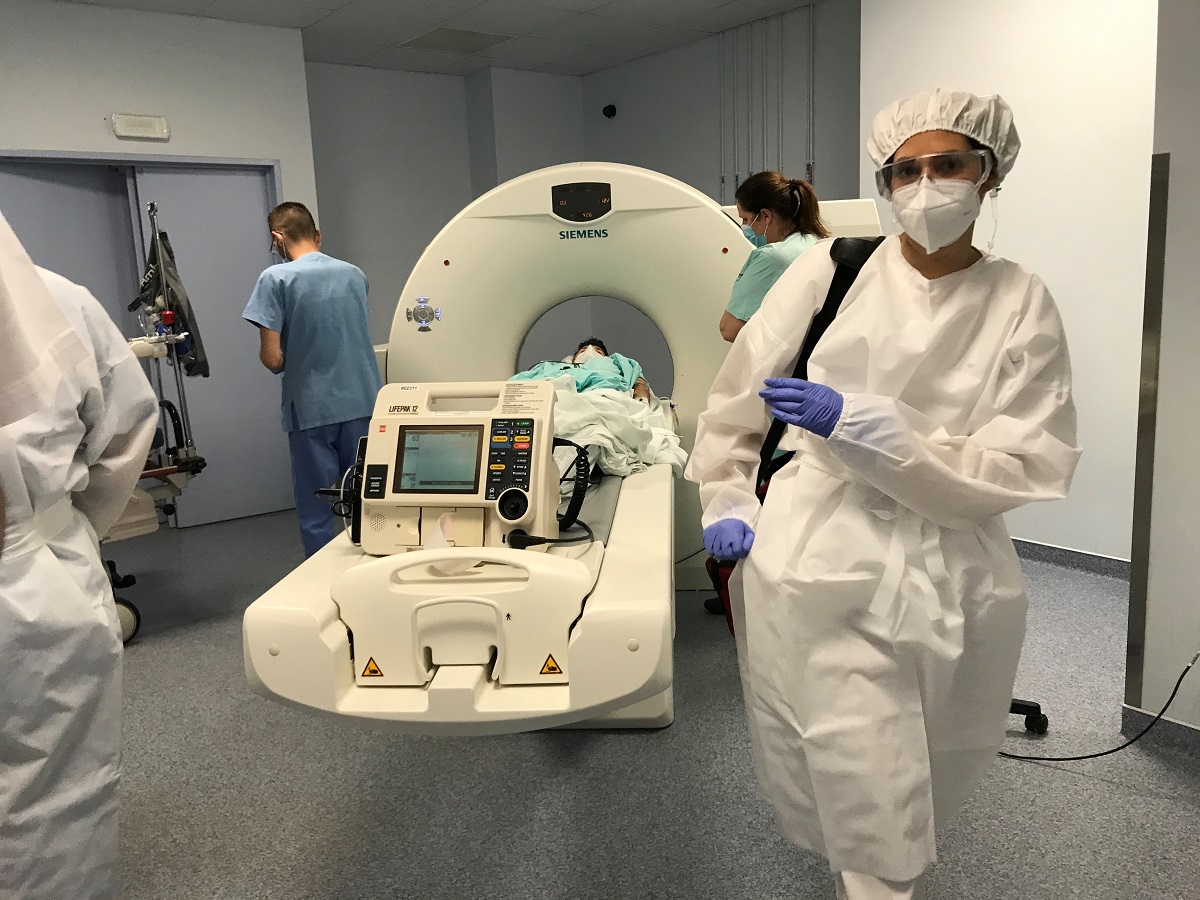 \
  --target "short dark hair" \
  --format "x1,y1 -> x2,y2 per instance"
576,337 -> 608,356
734,172 -> 829,239
268,201 -> 318,243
